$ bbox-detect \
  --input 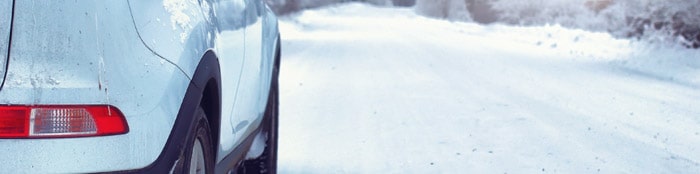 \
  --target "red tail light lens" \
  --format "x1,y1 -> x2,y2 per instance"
0,105 -> 128,138
0,107 -> 29,137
